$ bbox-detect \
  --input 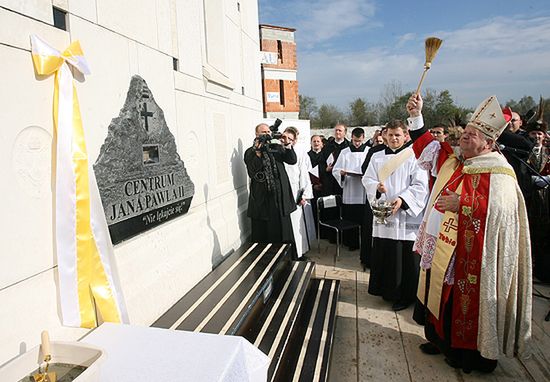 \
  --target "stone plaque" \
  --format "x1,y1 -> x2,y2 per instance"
94,75 -> 194,244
